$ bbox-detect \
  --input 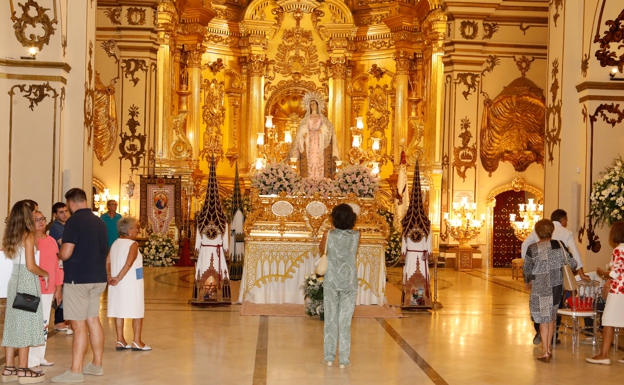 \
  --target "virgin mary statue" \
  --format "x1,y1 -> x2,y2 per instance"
288,92 -> 340,179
